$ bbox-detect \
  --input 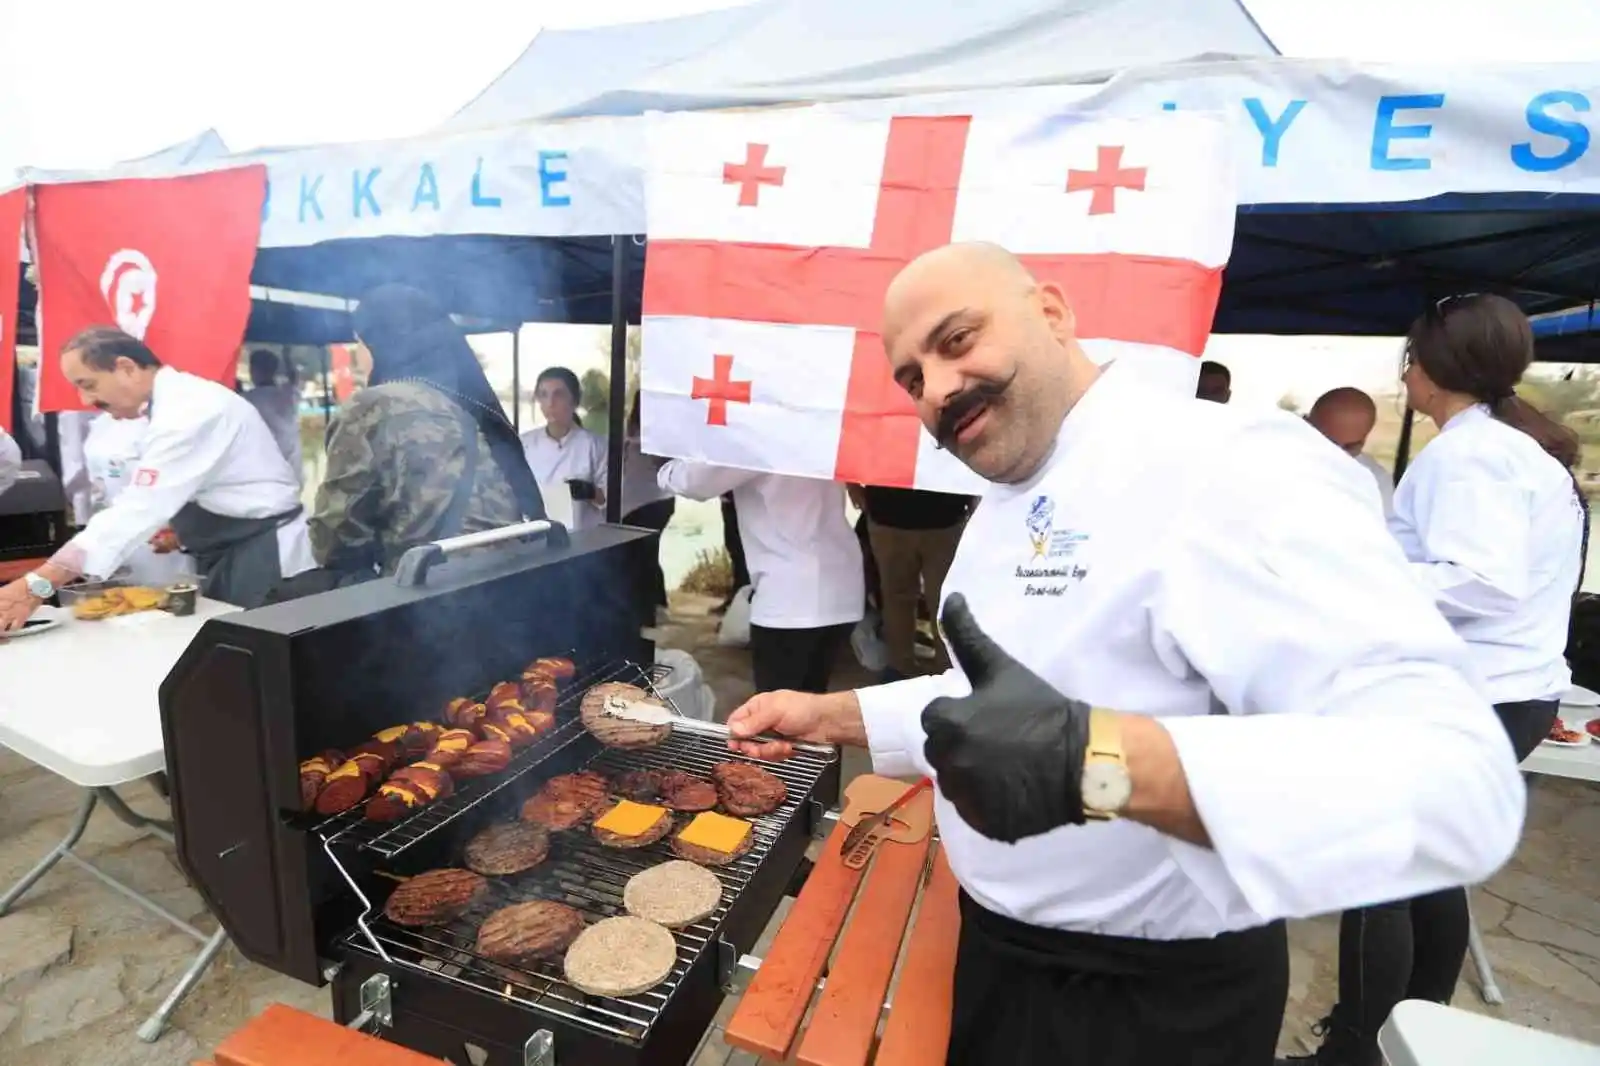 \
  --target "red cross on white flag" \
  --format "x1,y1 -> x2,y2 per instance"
640,108 -> 1236,492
